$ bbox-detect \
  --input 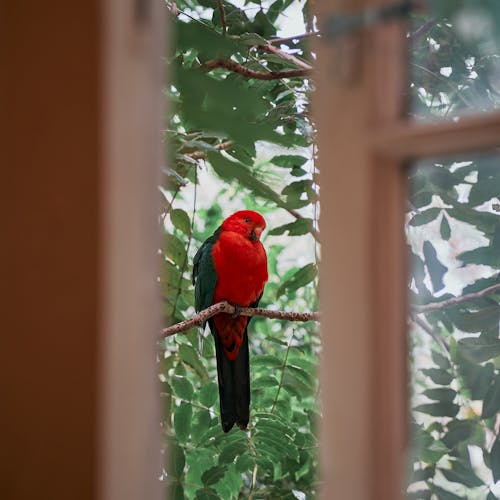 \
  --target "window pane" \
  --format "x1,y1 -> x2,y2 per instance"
410,2 -> 500,120
406,152 -> 500,499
